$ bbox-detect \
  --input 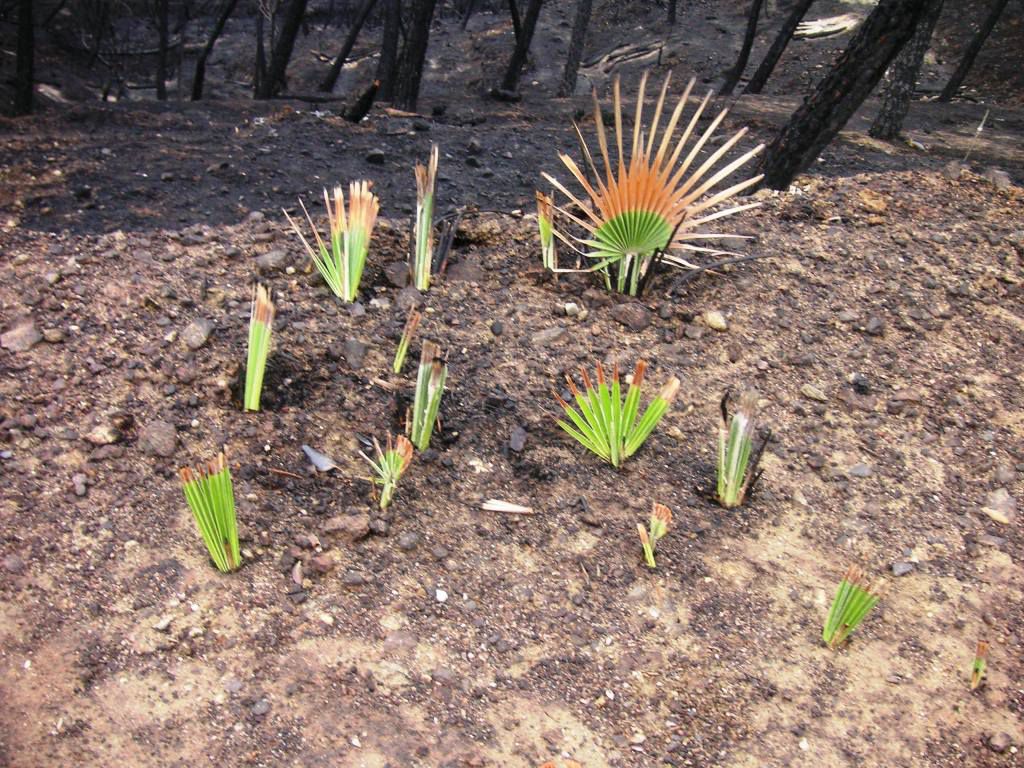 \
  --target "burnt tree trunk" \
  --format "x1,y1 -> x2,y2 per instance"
508,0 -> 522,45
156,0 -> 170,99
500,0 -> 543,93
720,0 -> 764,95
744,0 -> 815,94
938,0 -> 1009,101
255,0 -> 308,98
192,0 -> 240,100
376,0 -> 401,100
759,0 -> 930,190
668,0 -> 677,25
392,0 -> 438,110
869,0 -> 943,139
14,0 -> 33,115
254,7 -> 267,96
318,0 -> 379,92
558,0 -> 593,97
